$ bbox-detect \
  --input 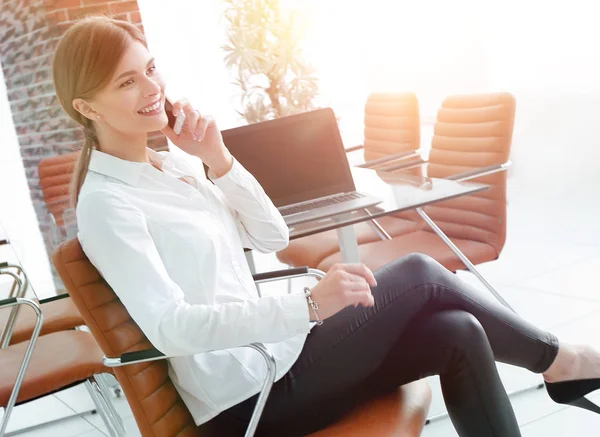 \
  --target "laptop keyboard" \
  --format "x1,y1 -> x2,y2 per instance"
280,192 -> 366,215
